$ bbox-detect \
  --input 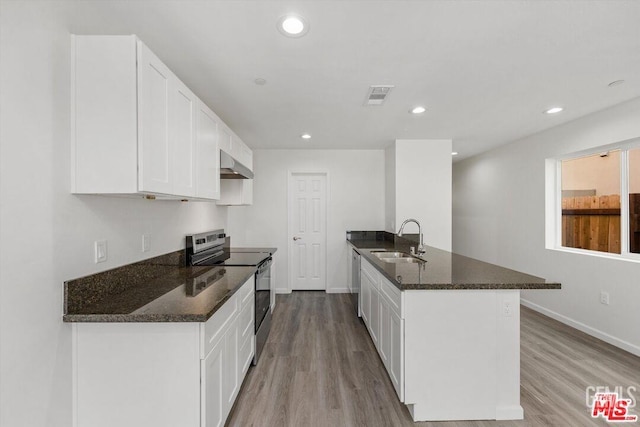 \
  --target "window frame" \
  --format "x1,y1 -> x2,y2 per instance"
546,137 -> 640,263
